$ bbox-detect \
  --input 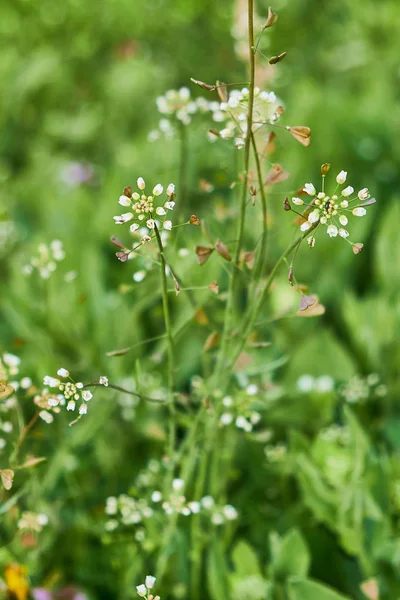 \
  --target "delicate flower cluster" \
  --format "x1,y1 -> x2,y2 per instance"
23,240 -> 65,279
18,511 -> 49,532
319,424 -> 350,444
0,352 -> 21,378
340,373 -> 387,404
219,394 -> 261,432
1,353 -> 32,450
296,374 -> 334,394
136,576 -> 159,600
292,170 -> 375,250
41,369 -> 107,417
209,87 -> 281,149
105,478 -> 238,532
113,179 -> 175,247
148,87 -> 210,140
